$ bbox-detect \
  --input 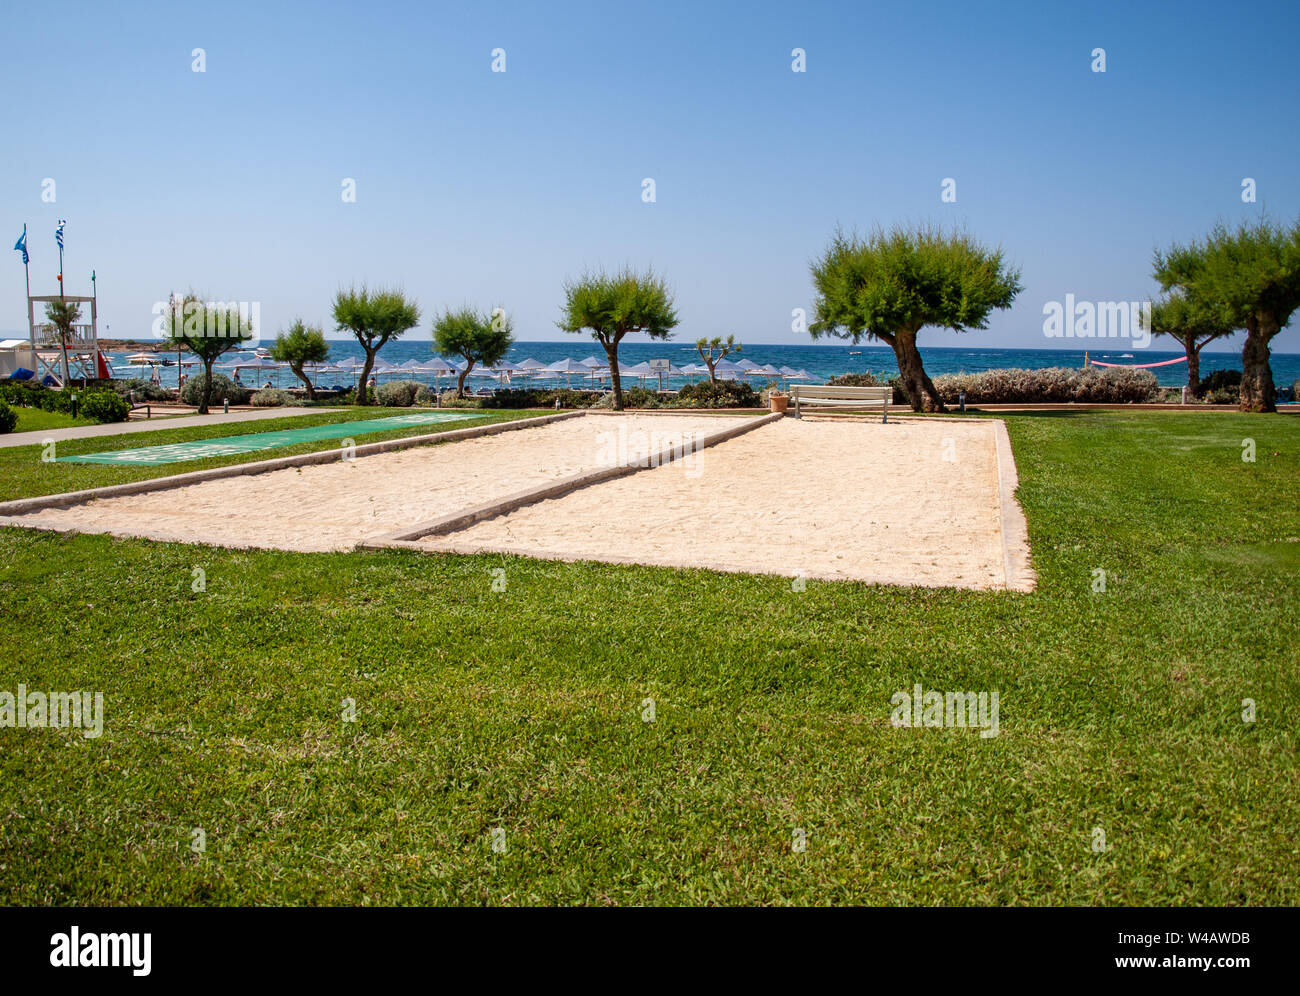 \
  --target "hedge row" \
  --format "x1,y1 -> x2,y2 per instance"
829,367 -> 1161,404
